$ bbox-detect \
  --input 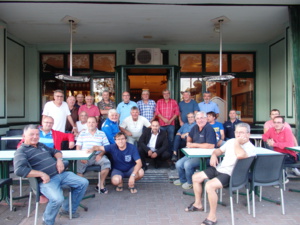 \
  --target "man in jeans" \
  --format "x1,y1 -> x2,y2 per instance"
14,125 -> 88,225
